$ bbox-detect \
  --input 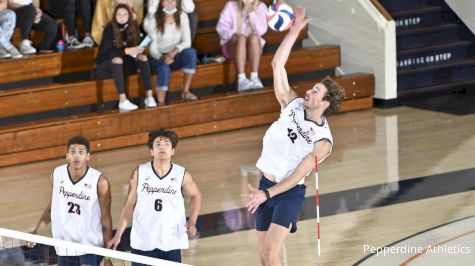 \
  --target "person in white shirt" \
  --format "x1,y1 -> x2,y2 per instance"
108,129 -> 201,264
246,7 -> 345,266
146,0 -> 197,40
31,136 -> 113,266
143,0 -> 198,105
